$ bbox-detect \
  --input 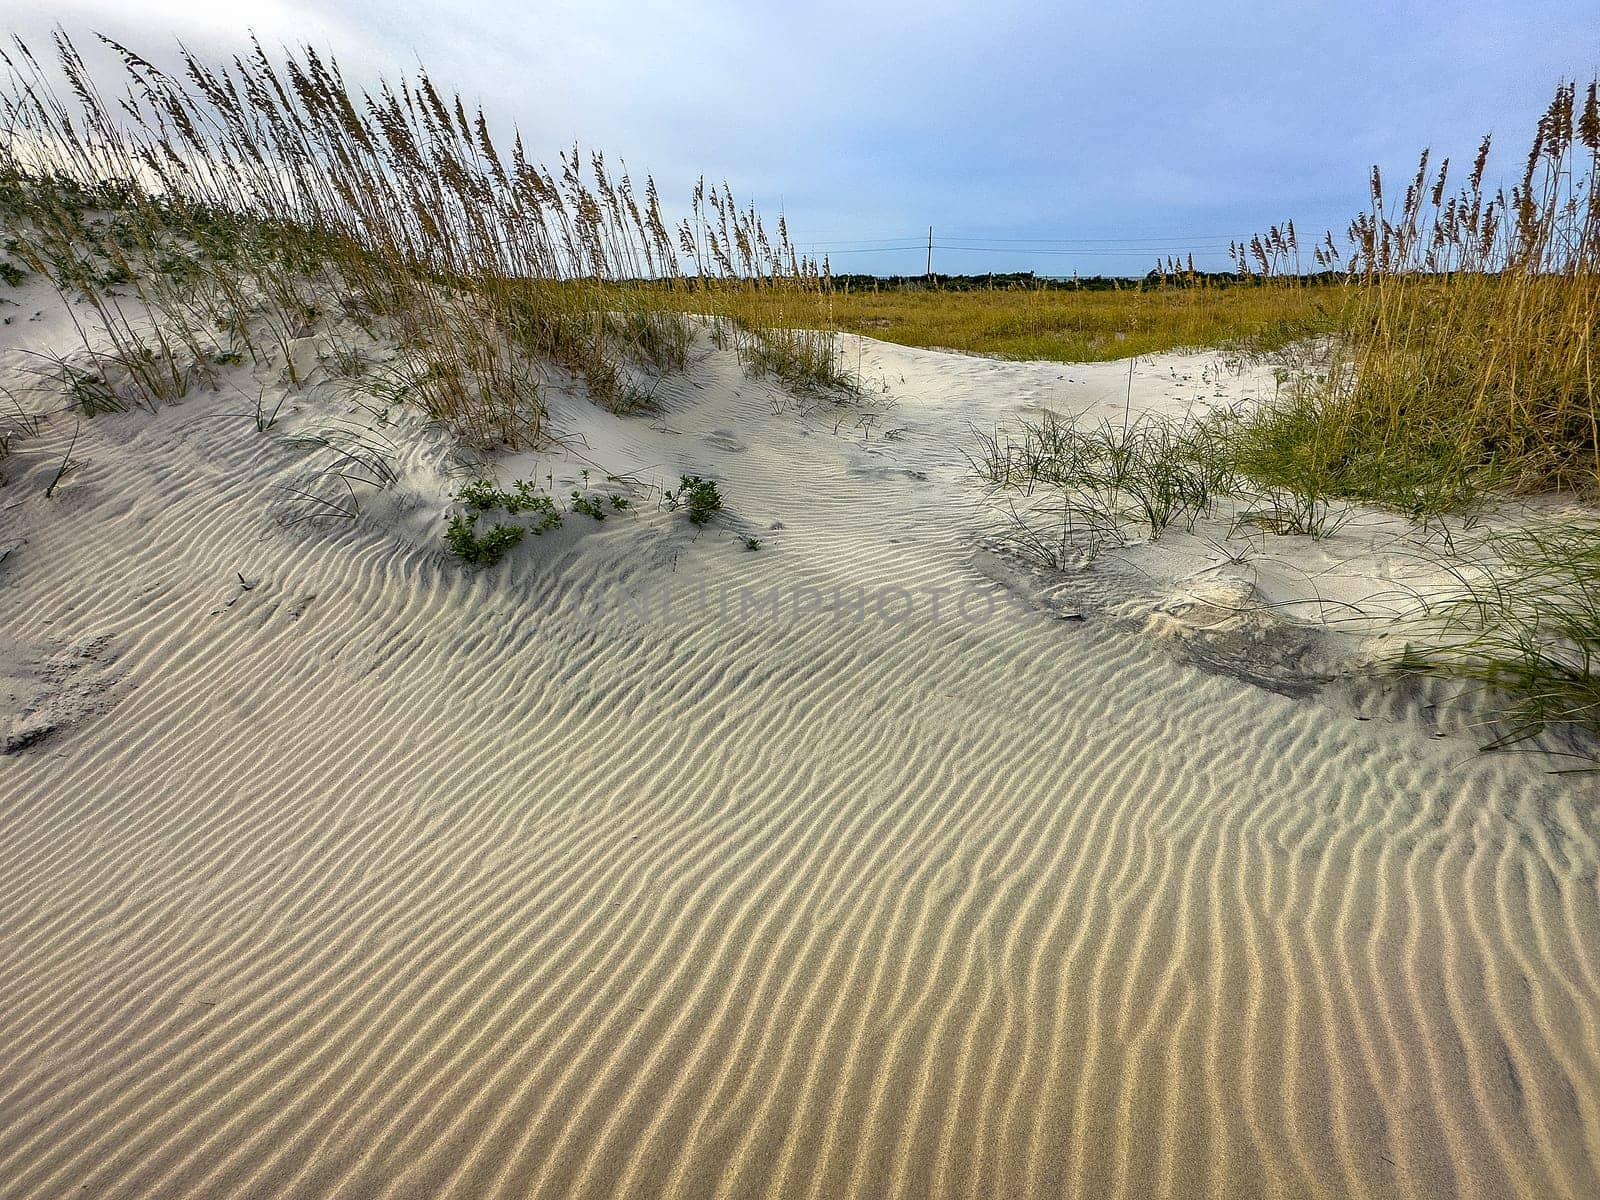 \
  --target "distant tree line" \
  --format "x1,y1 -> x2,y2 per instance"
824,270 -> 1346,292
